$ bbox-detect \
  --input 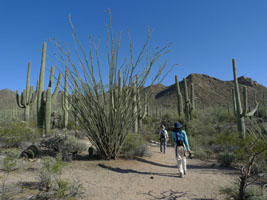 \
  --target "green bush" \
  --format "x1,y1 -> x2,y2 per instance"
0,120 -> 41,148
120,133 -> 151,159
193,147 -> 213,160
217,152 -> 236,167
0,149 -> 21,172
